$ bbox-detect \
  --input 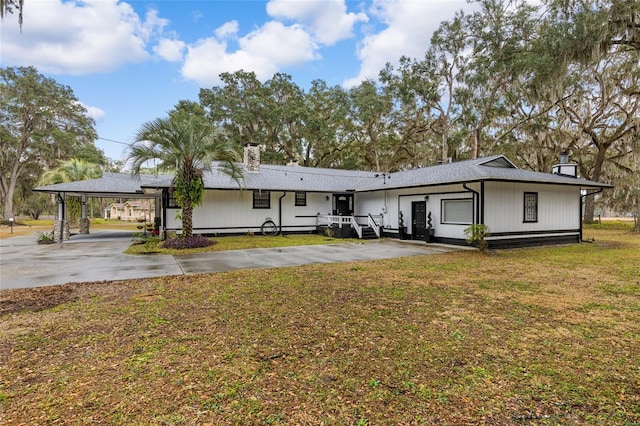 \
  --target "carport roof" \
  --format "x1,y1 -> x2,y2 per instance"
33,172 -> 172,197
